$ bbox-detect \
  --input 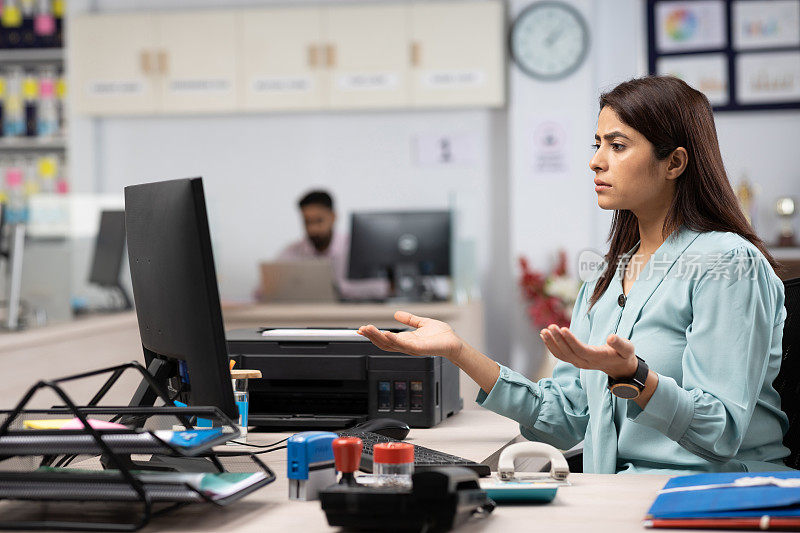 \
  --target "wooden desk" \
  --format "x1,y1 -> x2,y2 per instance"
771,247 -> 800,280
107,410 -> 672,532
0,302 -> 485,408
221,301 -> 484,346
0,315 -> 679,532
